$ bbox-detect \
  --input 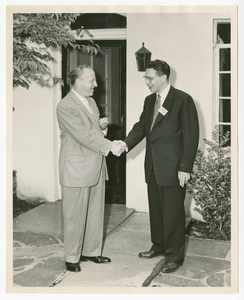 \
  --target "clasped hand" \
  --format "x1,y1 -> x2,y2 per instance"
99,117 -> 109,136
111,140 -> 128,157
